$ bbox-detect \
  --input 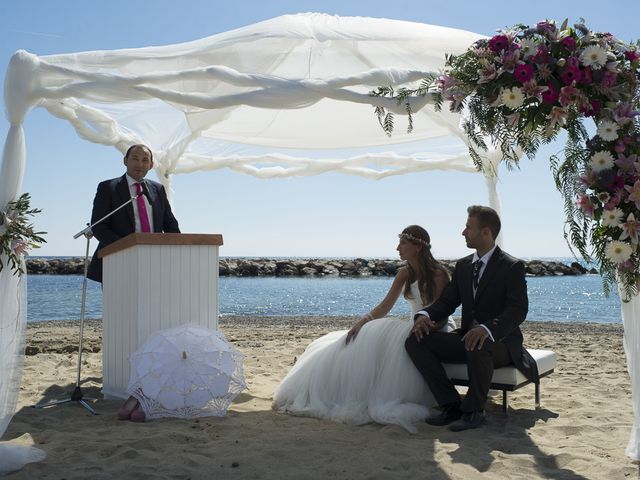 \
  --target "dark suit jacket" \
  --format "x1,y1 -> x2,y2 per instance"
425,246 -> 539,382
87,175 -> 180,282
